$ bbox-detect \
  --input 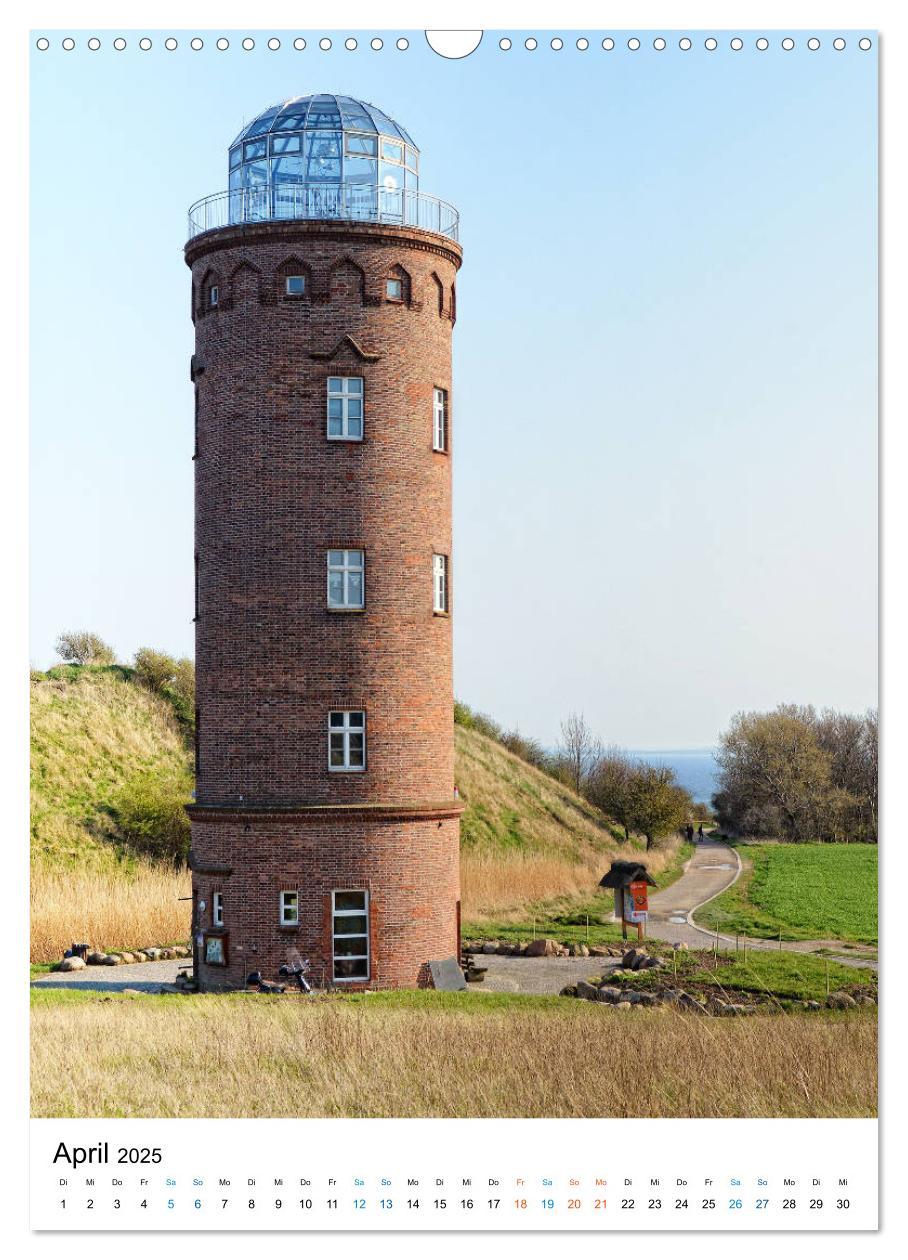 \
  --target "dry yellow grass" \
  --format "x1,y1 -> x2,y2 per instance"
31,862 -> 190,960
30,995 -> 877,1119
